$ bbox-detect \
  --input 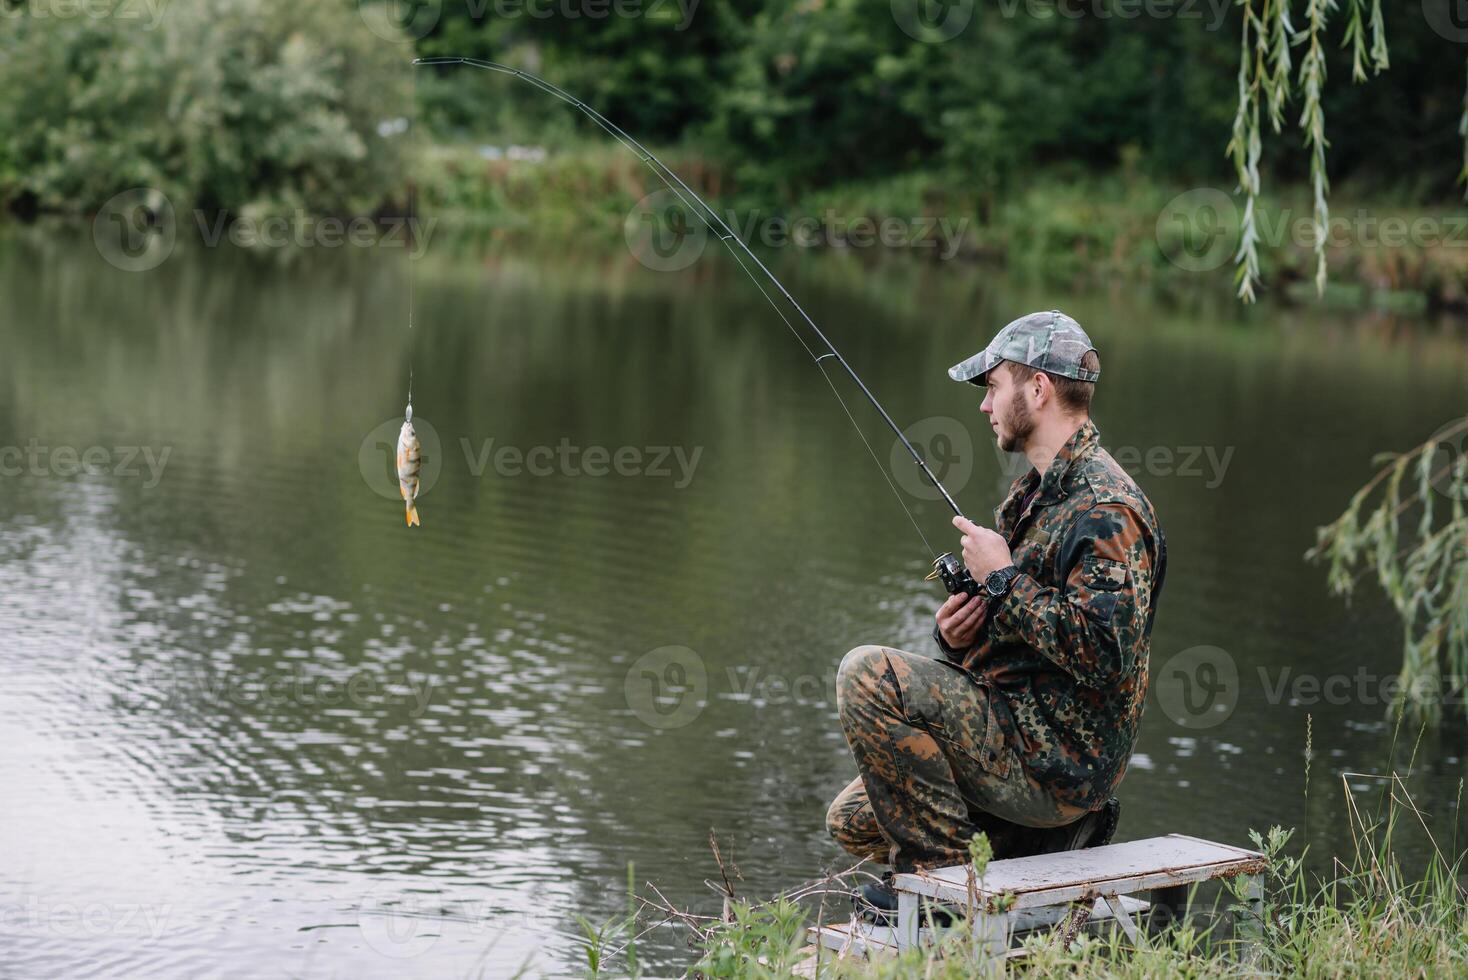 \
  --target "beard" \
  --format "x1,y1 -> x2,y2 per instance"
997,395 -> 1035,453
